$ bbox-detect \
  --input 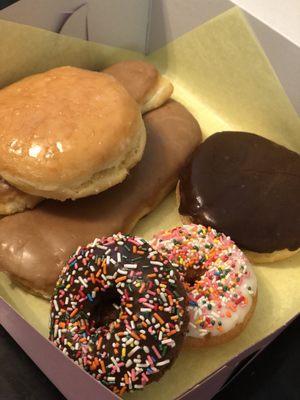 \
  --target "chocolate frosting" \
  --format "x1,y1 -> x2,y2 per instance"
179,131 -> 300,253
0,100 -> 201,295
50,234 -> 188,393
